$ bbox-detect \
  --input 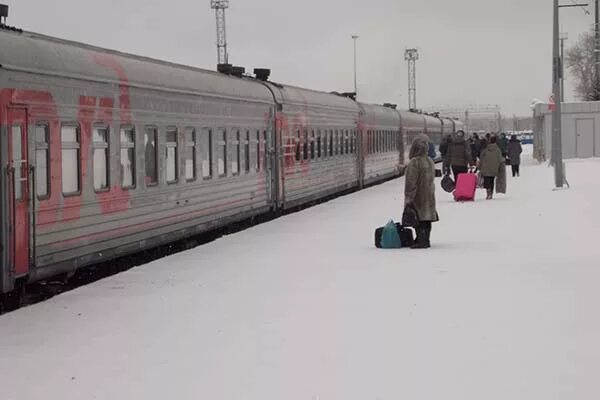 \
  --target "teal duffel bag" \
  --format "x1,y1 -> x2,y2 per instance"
380,220 -> 402,249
